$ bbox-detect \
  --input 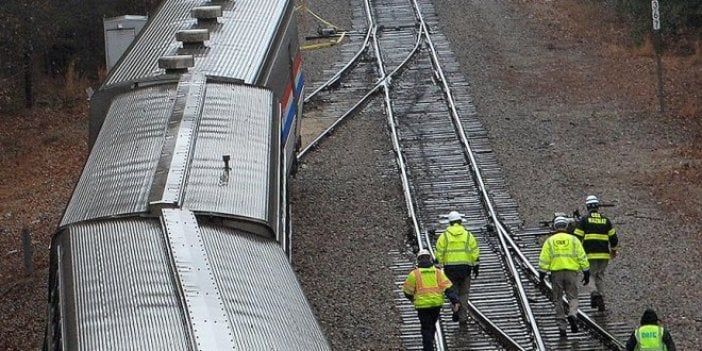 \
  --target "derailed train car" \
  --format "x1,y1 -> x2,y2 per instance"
90,0 -> 304,172
44,0 -> 329,350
